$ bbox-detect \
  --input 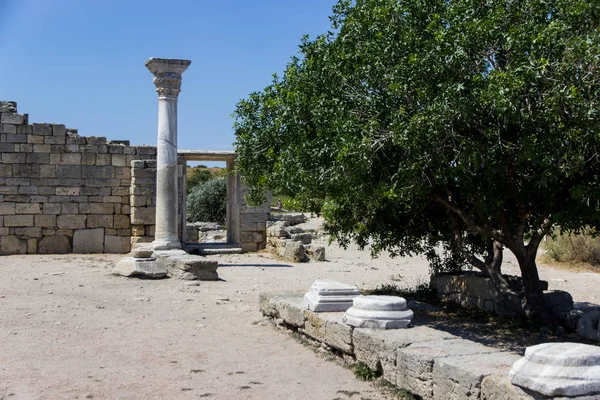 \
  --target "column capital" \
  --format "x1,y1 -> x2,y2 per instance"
145,57 -> 191,98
